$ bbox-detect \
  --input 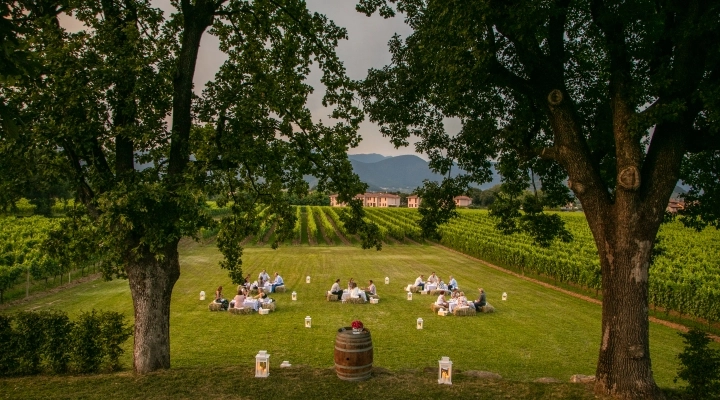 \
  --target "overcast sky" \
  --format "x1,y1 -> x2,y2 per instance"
59,1 -> 421,156
175,0 -> 419,158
